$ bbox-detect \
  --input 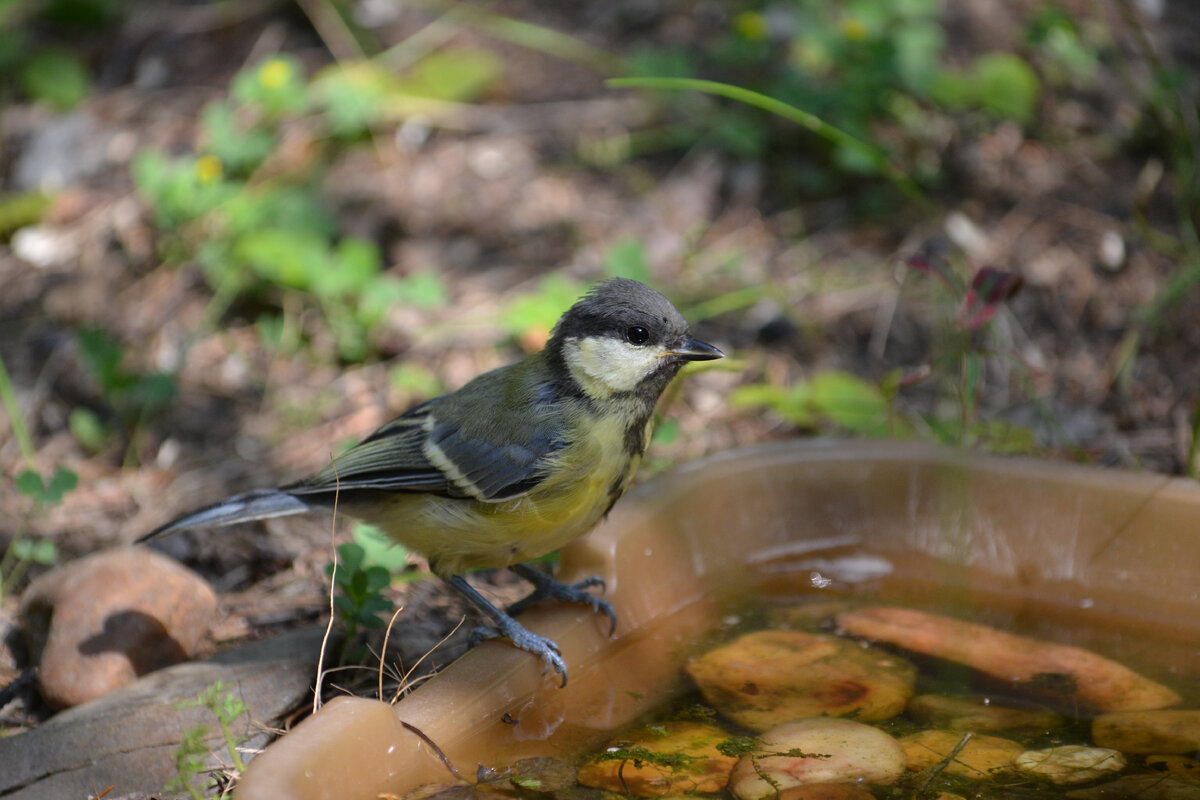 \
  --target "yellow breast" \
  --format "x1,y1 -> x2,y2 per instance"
353,411 -> 642,577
